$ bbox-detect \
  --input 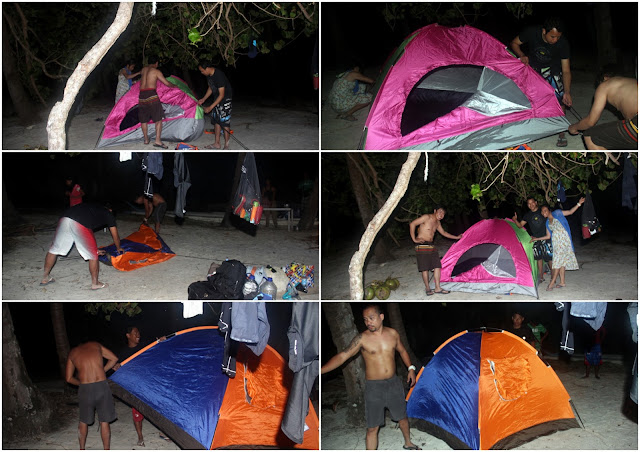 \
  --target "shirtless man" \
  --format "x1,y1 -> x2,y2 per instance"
134,193 -> 167,234
66,341 -> 119,450
321,305 -> 421,450
138,57 -> 177,149
568,75 -> 638,150
409,207 -> 462,296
